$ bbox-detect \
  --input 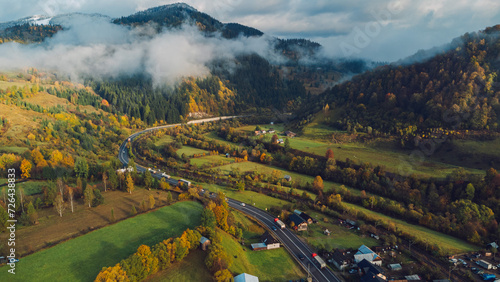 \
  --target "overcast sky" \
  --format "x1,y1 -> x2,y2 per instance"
1,0 -> 499,61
